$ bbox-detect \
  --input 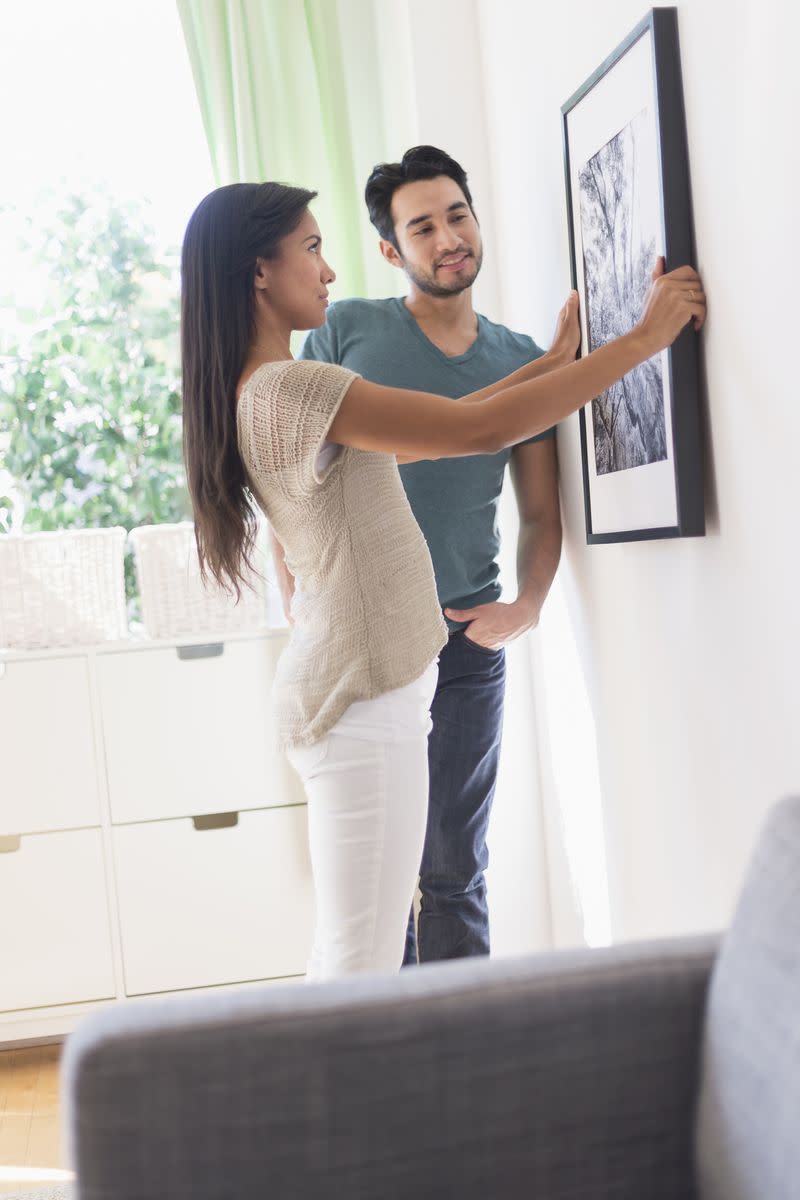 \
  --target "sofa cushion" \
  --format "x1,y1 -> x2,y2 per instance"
696,796 -> 800,1200
65,938 -> 714,1200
